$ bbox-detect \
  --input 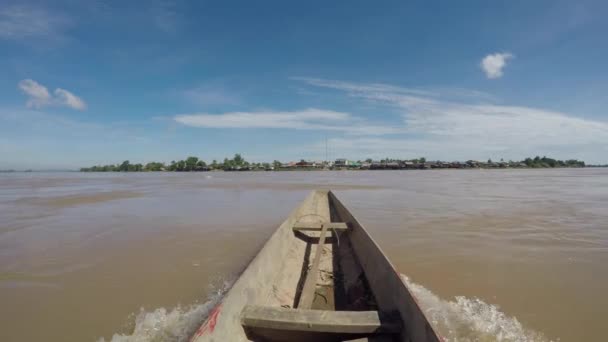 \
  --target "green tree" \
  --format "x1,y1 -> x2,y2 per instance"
185,156 -> 199,171
168,161 -> 177,171
177,160 -> 186,171
223,157 -> 232,170
119,160 -> 130,172
233,153 -> 244,166
196,160 -> 207,170
273,160 -> 282,170
419,157 -> 426,164
144,162 -> 165,171
542,156 -> 557,167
